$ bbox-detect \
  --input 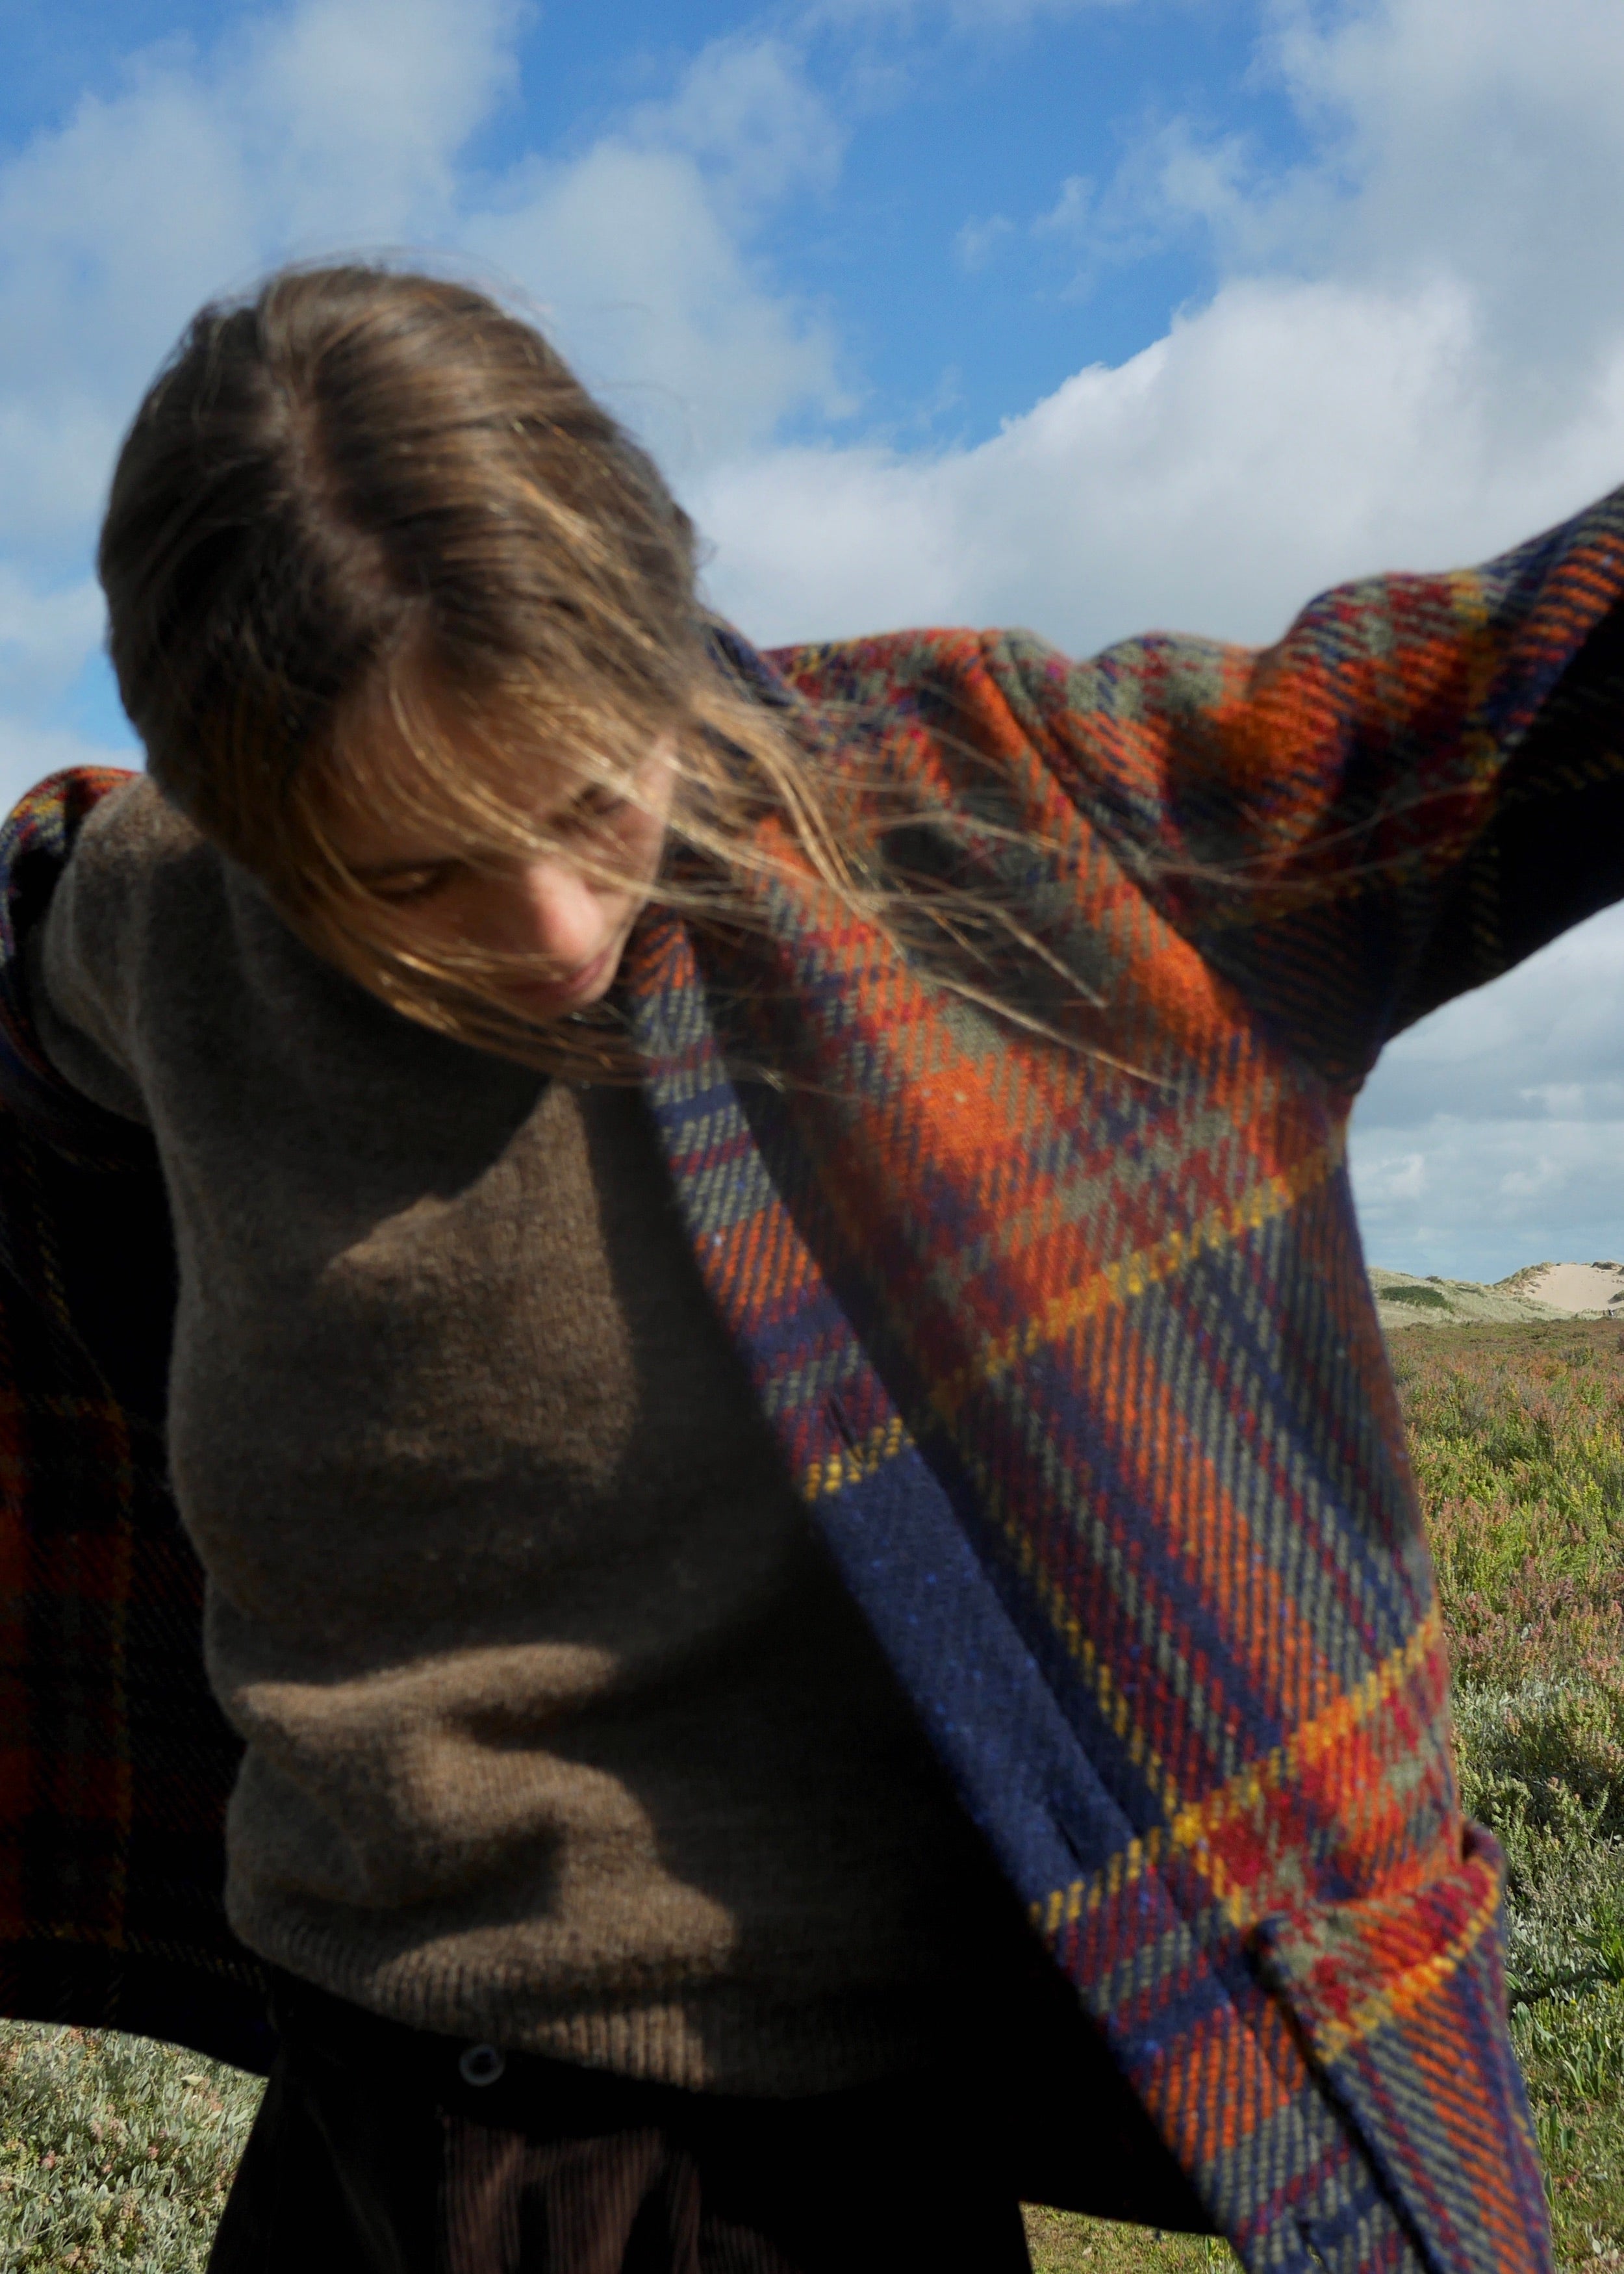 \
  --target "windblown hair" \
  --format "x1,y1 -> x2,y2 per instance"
99,262 -> 1080,1074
